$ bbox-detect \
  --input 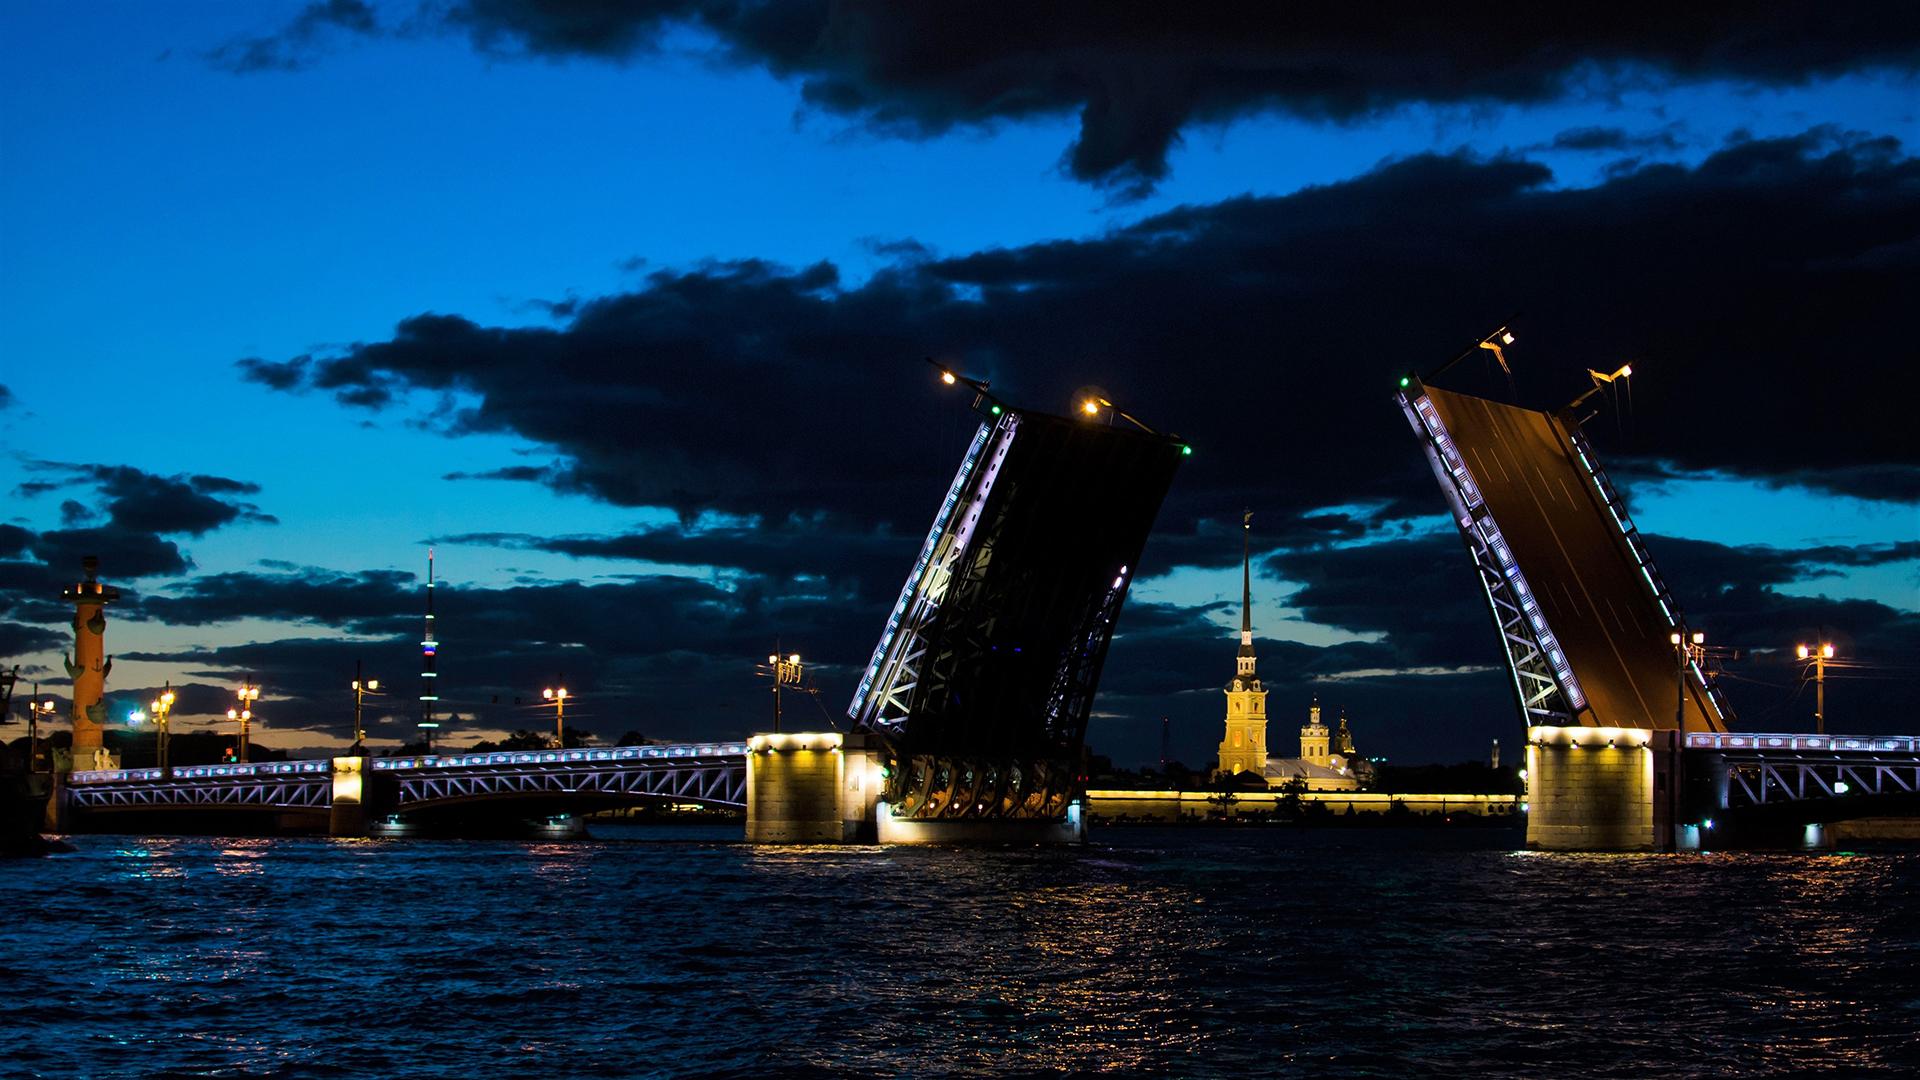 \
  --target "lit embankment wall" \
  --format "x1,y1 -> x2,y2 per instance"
744,732 -> 880,843
1526,726 -> 1678,851
1084,790 -> 1522,820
